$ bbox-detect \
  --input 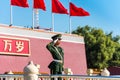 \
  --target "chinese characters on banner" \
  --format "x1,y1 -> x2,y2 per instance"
0,36 -> 30,56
